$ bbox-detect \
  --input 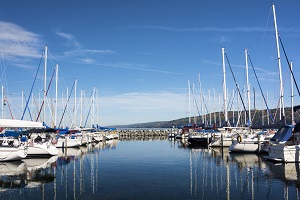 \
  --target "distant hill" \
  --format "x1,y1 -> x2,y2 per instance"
112,106 -> 299,128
